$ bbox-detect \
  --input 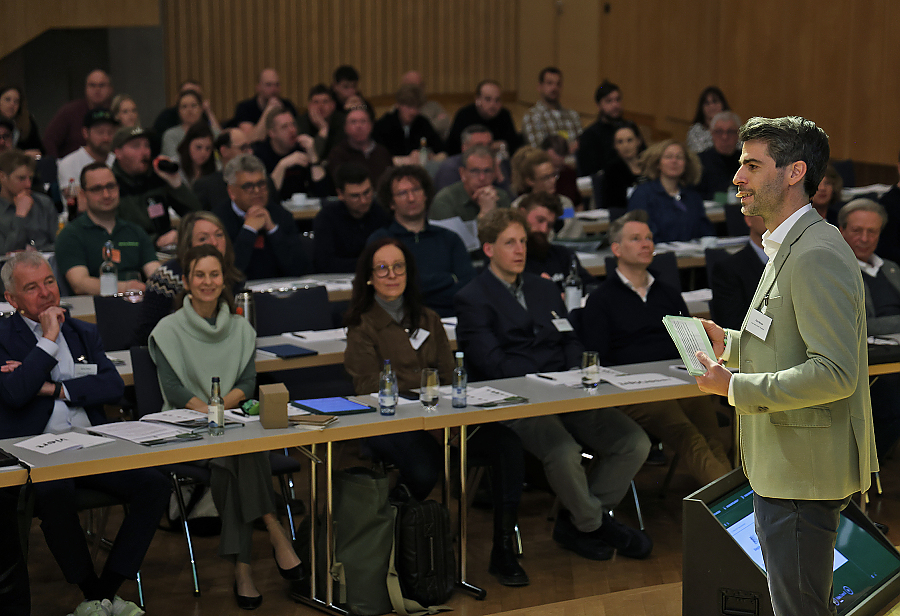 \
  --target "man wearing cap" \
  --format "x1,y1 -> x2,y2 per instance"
111,126 -> 200,248
43,69 -> 113,158
57,109 -> 118,190
577,80 -> 624,177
